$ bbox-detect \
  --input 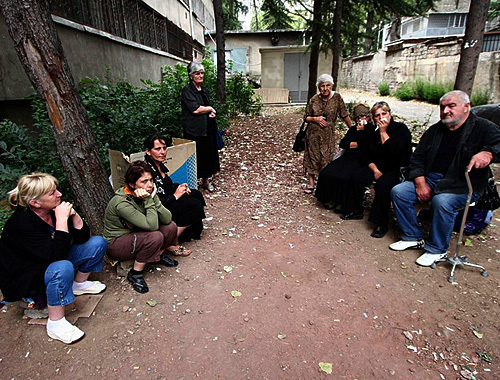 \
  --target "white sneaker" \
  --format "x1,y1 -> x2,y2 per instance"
47,317 -> 85,344
415,252 -> 447,267
389,239 -> 425,251
72,280 -> 106,296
